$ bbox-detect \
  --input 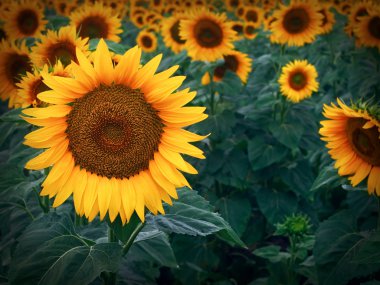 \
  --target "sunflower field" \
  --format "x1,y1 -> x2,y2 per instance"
0,0 -> 380,284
